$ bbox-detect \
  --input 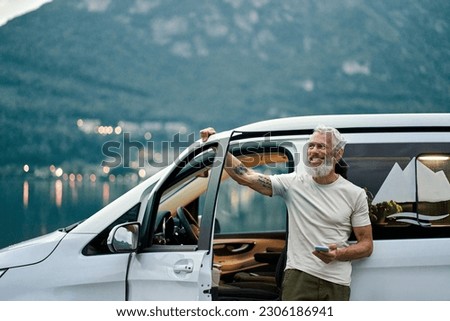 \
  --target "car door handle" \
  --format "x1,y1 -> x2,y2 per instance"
230,243 -> 253,253
173,259 -> 194,274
